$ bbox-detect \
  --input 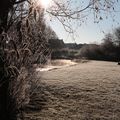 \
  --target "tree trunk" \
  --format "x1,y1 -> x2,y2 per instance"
0,50 -> 17,120
0,1 -> 17,120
